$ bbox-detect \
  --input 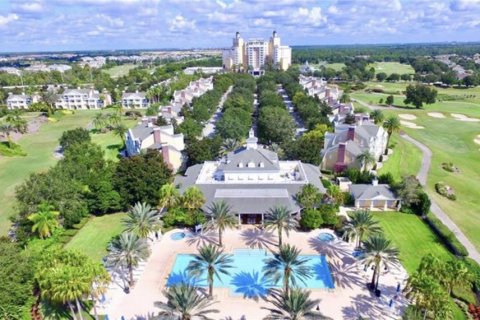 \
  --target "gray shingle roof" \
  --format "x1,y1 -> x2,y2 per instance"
218,147 -> 280,172
349,184 -> 399,201
130,123 -> 154,141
